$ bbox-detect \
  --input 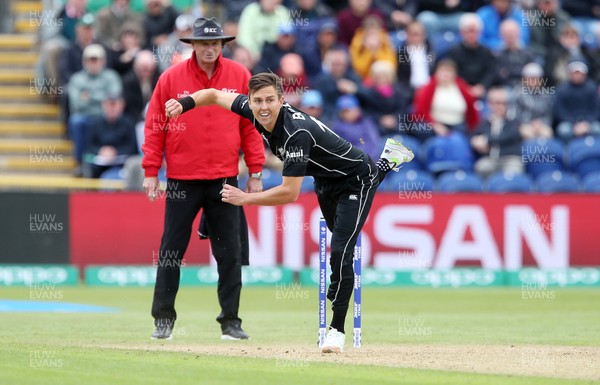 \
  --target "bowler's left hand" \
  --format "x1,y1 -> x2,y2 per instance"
221,184 -> 246,206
